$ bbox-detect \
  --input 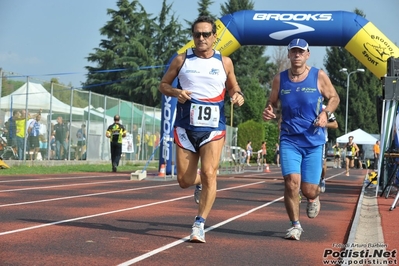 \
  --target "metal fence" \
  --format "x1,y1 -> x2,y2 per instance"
0,78 -> 241,173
